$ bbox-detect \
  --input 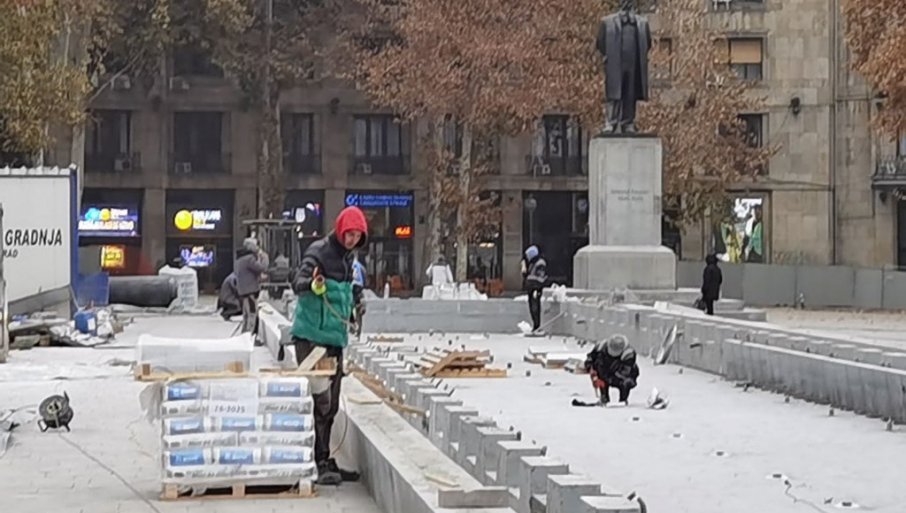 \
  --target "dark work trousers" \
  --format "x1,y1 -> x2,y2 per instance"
528,288 -> 543,331
601,382 -> 632,403
240,294 -> 258,334
704,299 -> 715,316
294,338 -> 343,464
